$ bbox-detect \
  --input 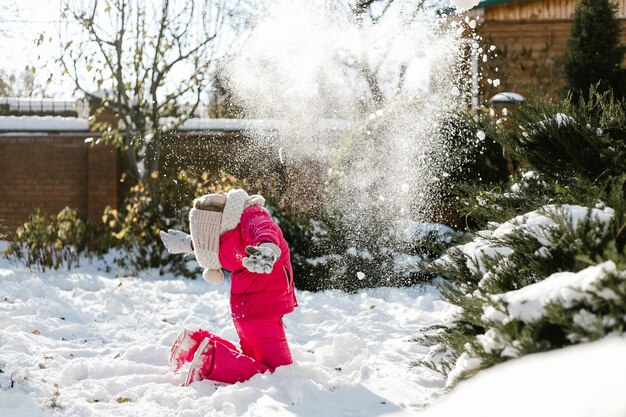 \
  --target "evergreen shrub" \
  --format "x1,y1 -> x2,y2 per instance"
419,199 -> 626,384
456,90 -> 626,229
417,91 -> 626,385
488,92 -> 626,186
564,0 -> 626,101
